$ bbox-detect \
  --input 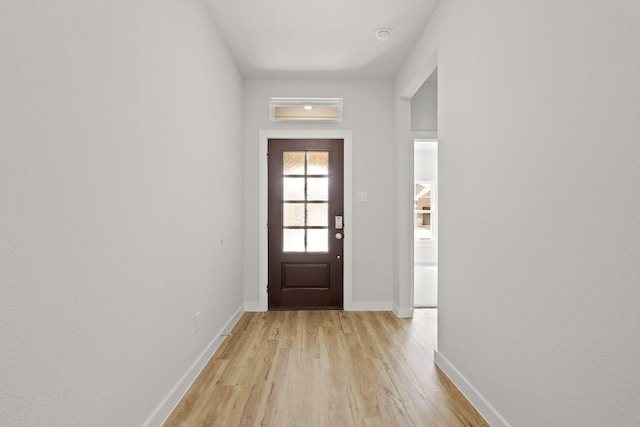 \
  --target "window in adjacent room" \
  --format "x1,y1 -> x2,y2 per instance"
415,181 -> 435,242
